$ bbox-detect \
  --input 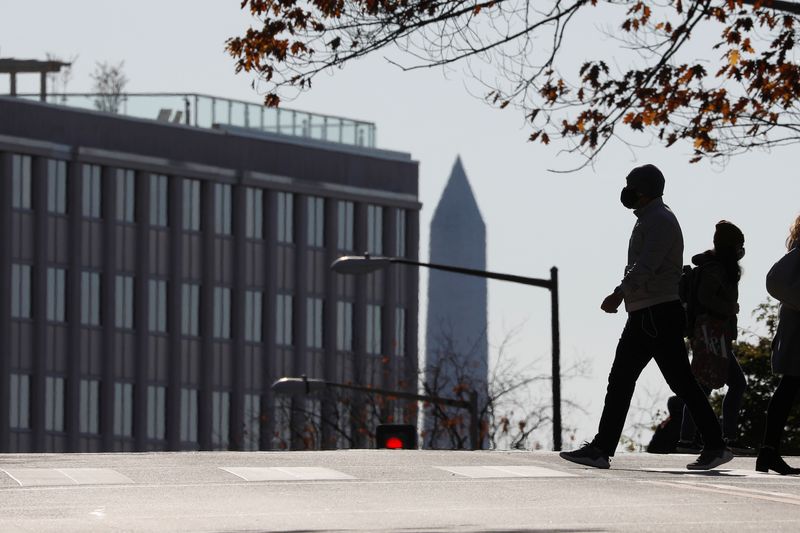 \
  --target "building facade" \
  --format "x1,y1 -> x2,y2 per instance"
0,95 -> 419,452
